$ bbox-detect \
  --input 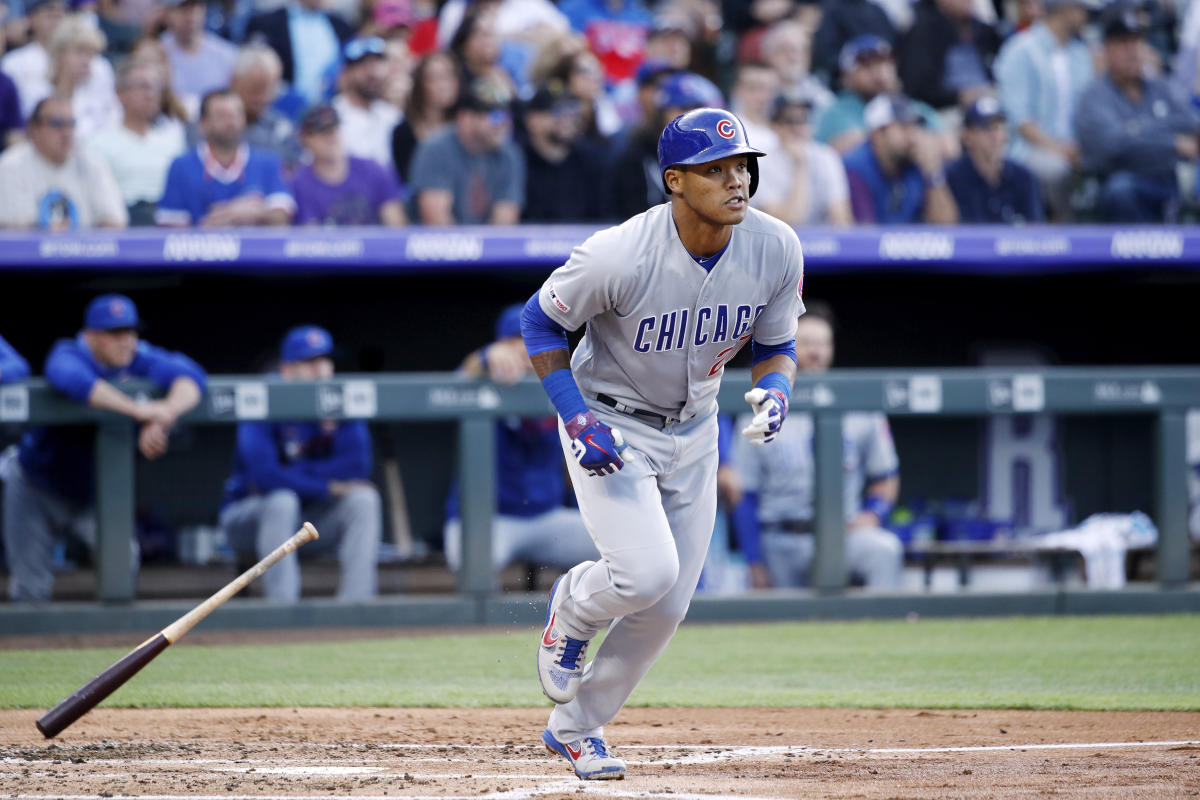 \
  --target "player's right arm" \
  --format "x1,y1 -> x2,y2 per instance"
520,291 -> 625,477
